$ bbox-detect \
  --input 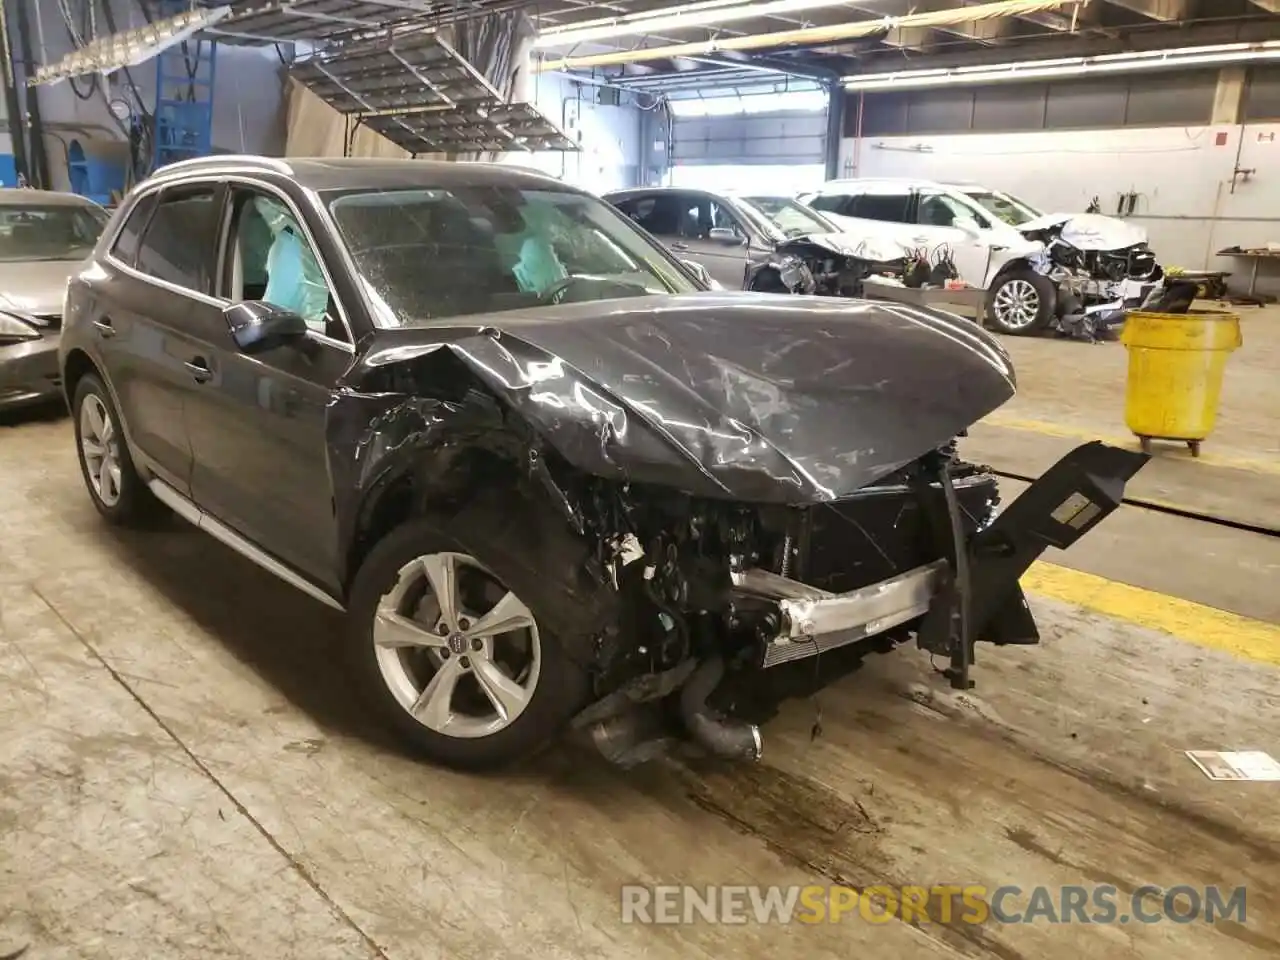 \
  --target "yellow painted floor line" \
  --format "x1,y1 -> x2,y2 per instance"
1024,562 -> 1280,668
985,413 -> 1280,477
